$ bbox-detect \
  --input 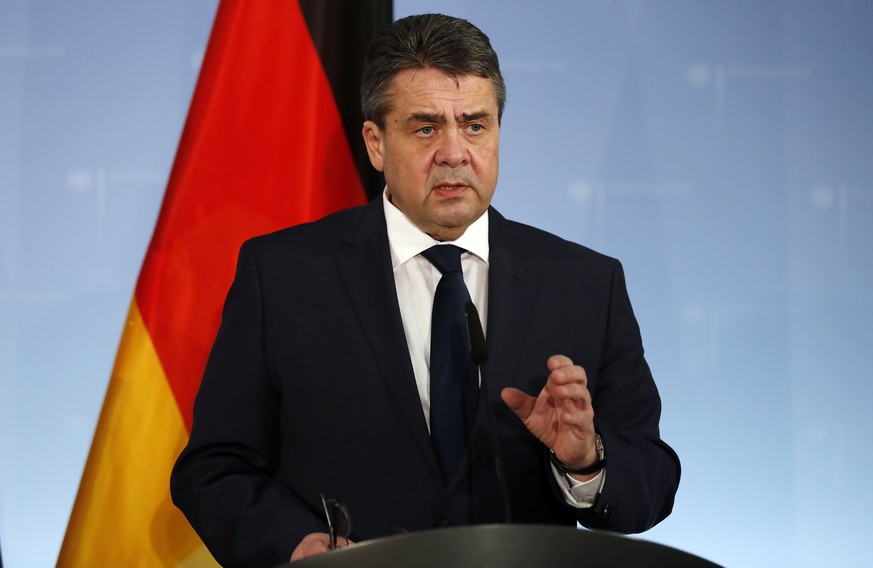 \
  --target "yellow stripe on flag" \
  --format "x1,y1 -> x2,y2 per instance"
57,301 -> 217,566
